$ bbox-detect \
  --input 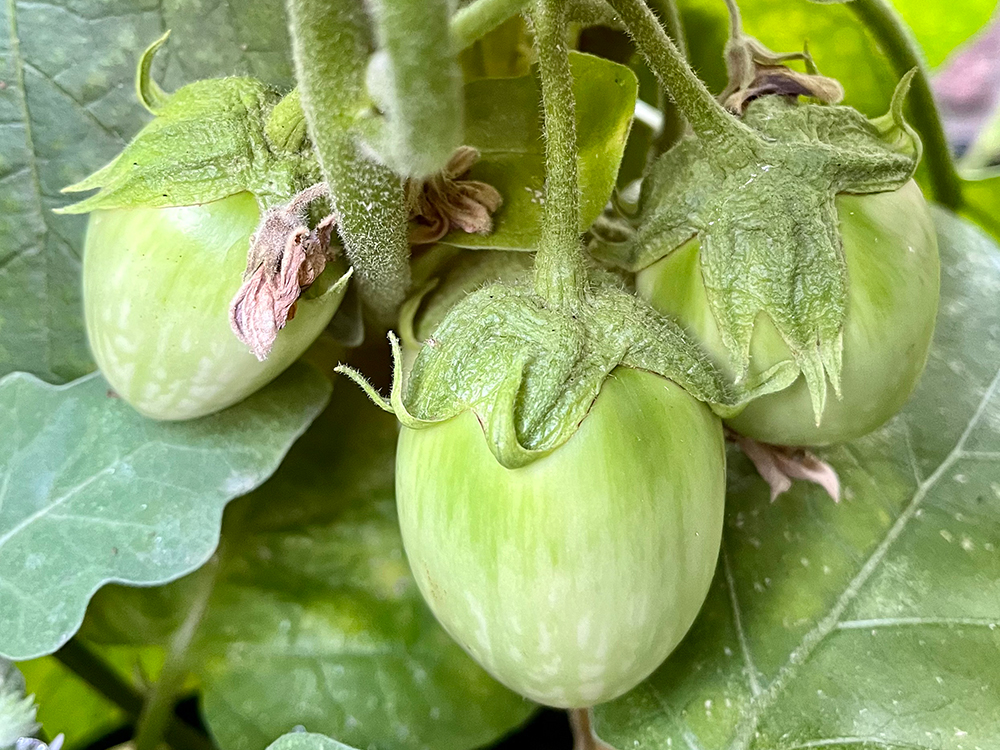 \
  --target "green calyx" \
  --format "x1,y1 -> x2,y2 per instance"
591,72 -> 921,423
340,270 -> 796,470
59,33 -> 318,215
